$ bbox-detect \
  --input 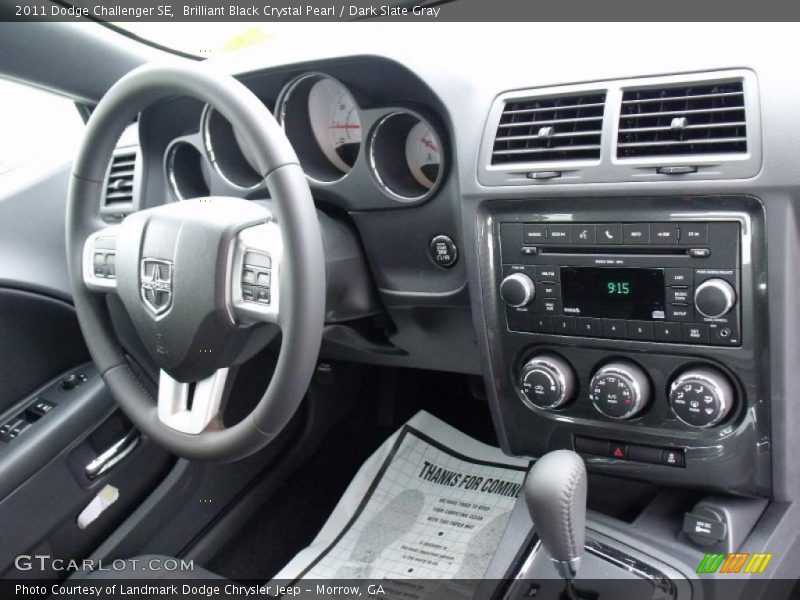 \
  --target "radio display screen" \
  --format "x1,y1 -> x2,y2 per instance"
560,267 -> 666,320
